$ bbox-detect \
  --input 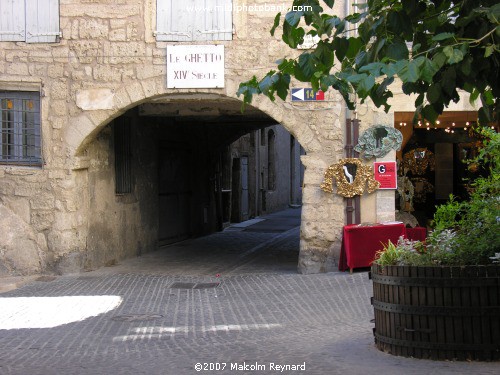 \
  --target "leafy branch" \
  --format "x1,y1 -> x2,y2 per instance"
237,0 -> 500,125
